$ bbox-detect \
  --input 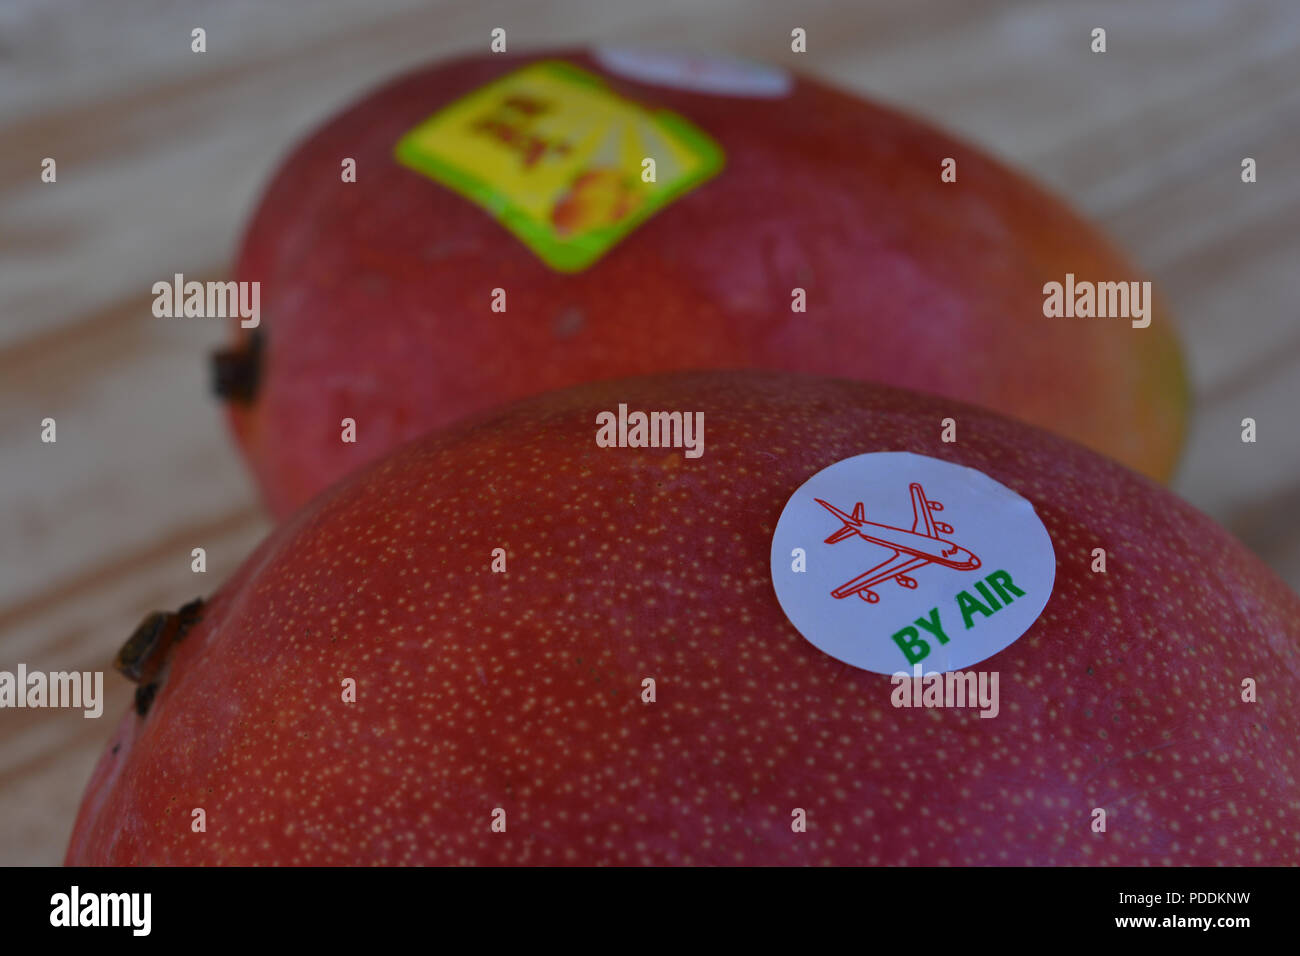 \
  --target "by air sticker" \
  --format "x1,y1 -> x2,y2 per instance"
592,47 -> 793,98
770,452 -> 1056,676
394,60 -> 724,273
